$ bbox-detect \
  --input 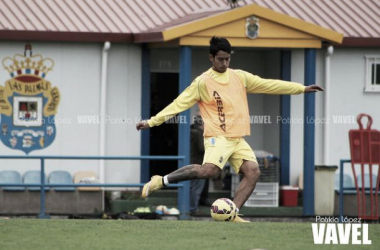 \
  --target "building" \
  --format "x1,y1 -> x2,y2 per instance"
0,0 -> 379,215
